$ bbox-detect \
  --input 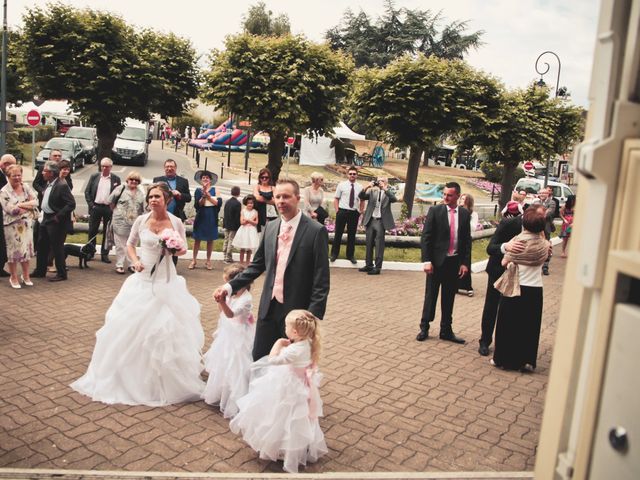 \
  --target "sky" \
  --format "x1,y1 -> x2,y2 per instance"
7,0 -> 601,108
